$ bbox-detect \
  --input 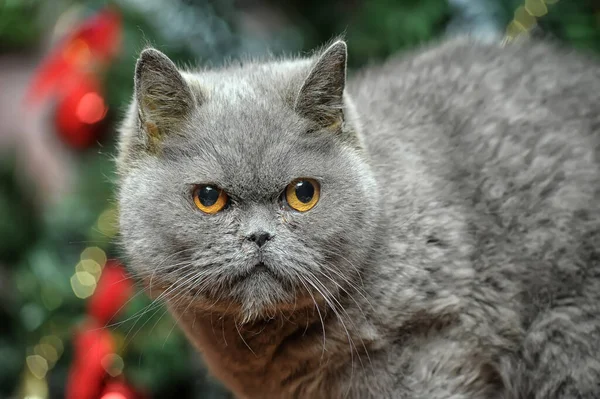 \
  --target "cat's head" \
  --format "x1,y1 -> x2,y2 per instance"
117,40 -> 380,321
